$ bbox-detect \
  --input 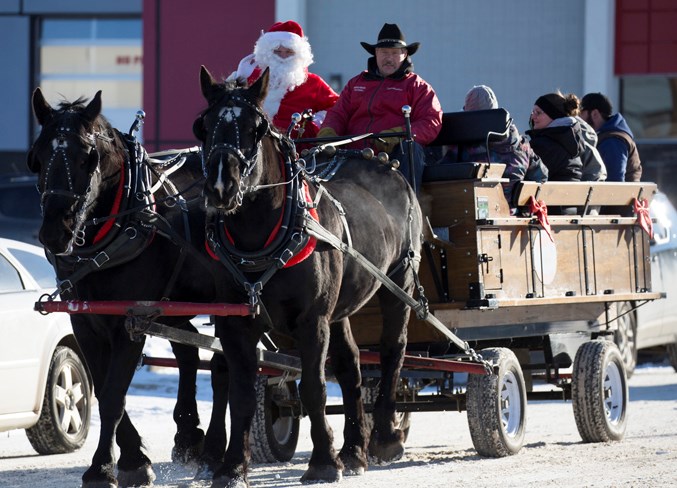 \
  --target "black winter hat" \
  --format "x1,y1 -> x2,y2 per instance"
535,93 -> 567,120
361,23 -> 420,56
